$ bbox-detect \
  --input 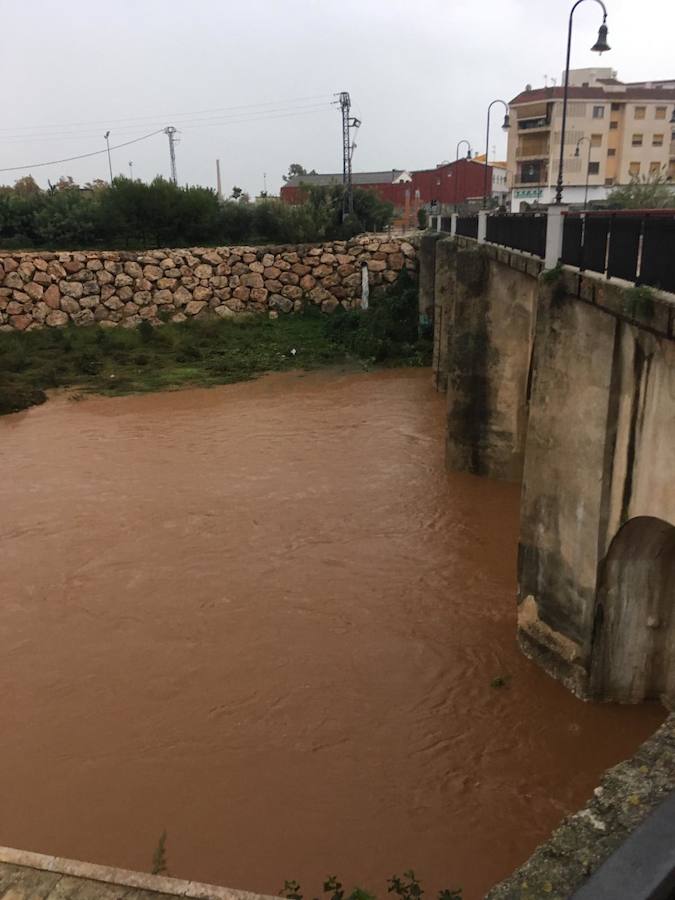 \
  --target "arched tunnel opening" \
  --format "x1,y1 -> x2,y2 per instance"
591,516 -> 675,703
